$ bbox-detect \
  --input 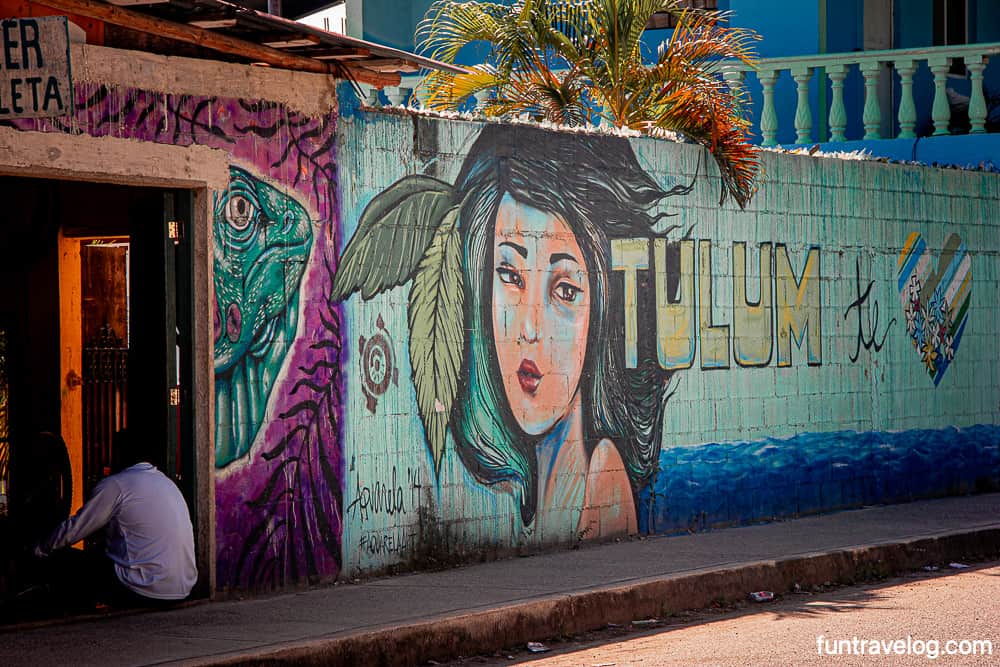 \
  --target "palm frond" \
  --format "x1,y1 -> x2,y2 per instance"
416,0 -> 762,207
419,64 -> 504,110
